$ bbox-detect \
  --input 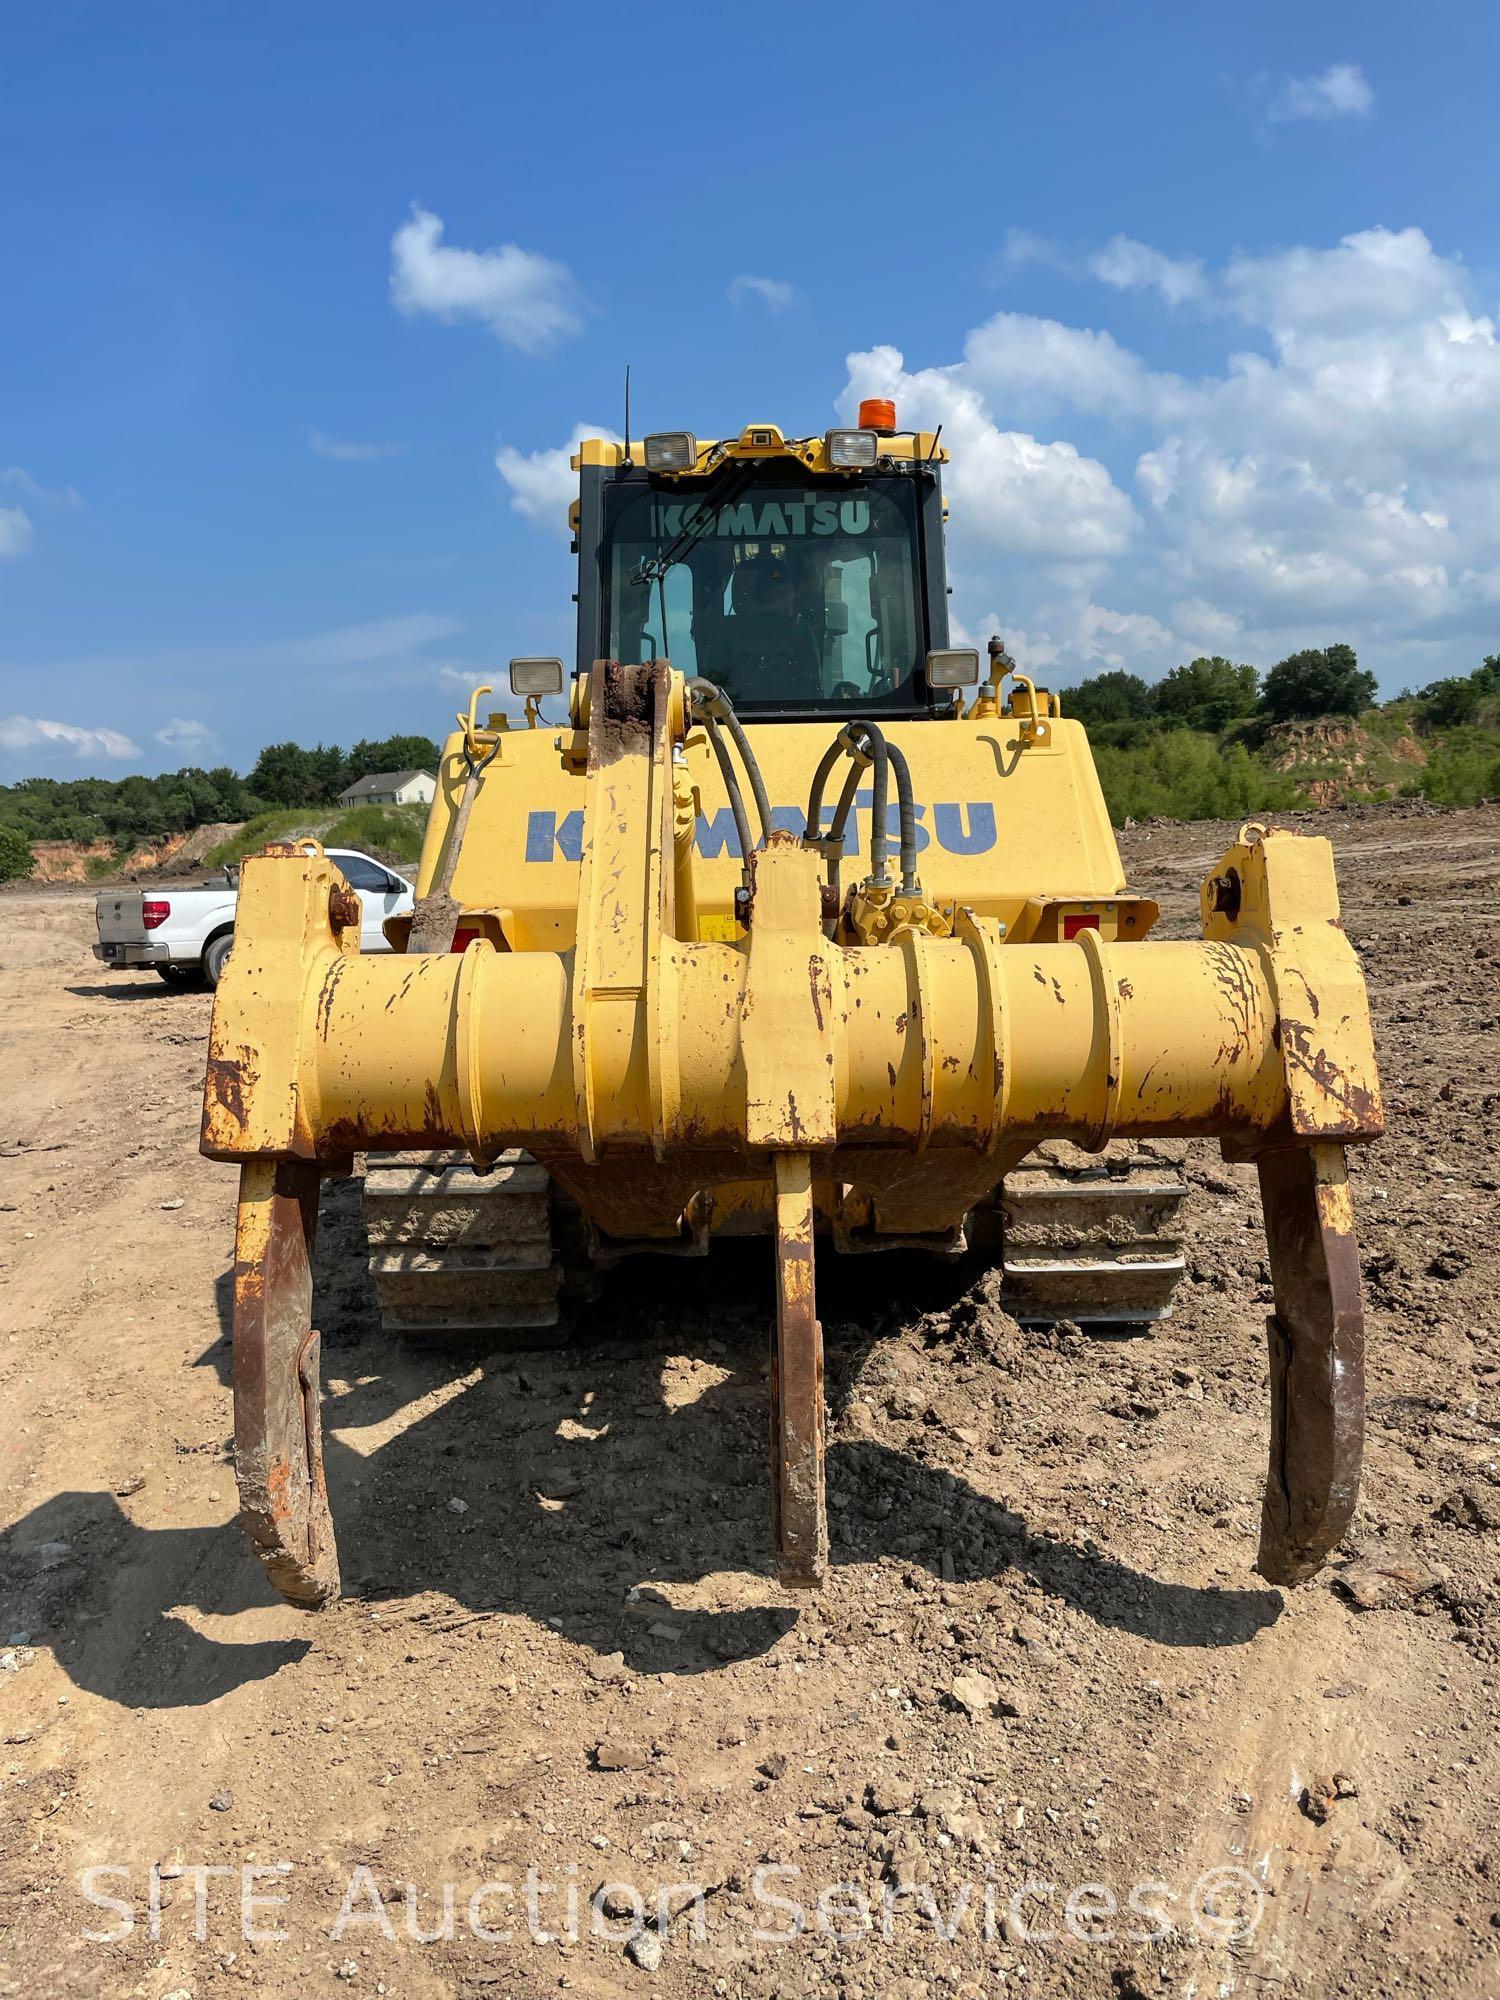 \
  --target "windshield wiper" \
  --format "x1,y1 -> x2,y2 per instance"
629,456 -> 759,586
